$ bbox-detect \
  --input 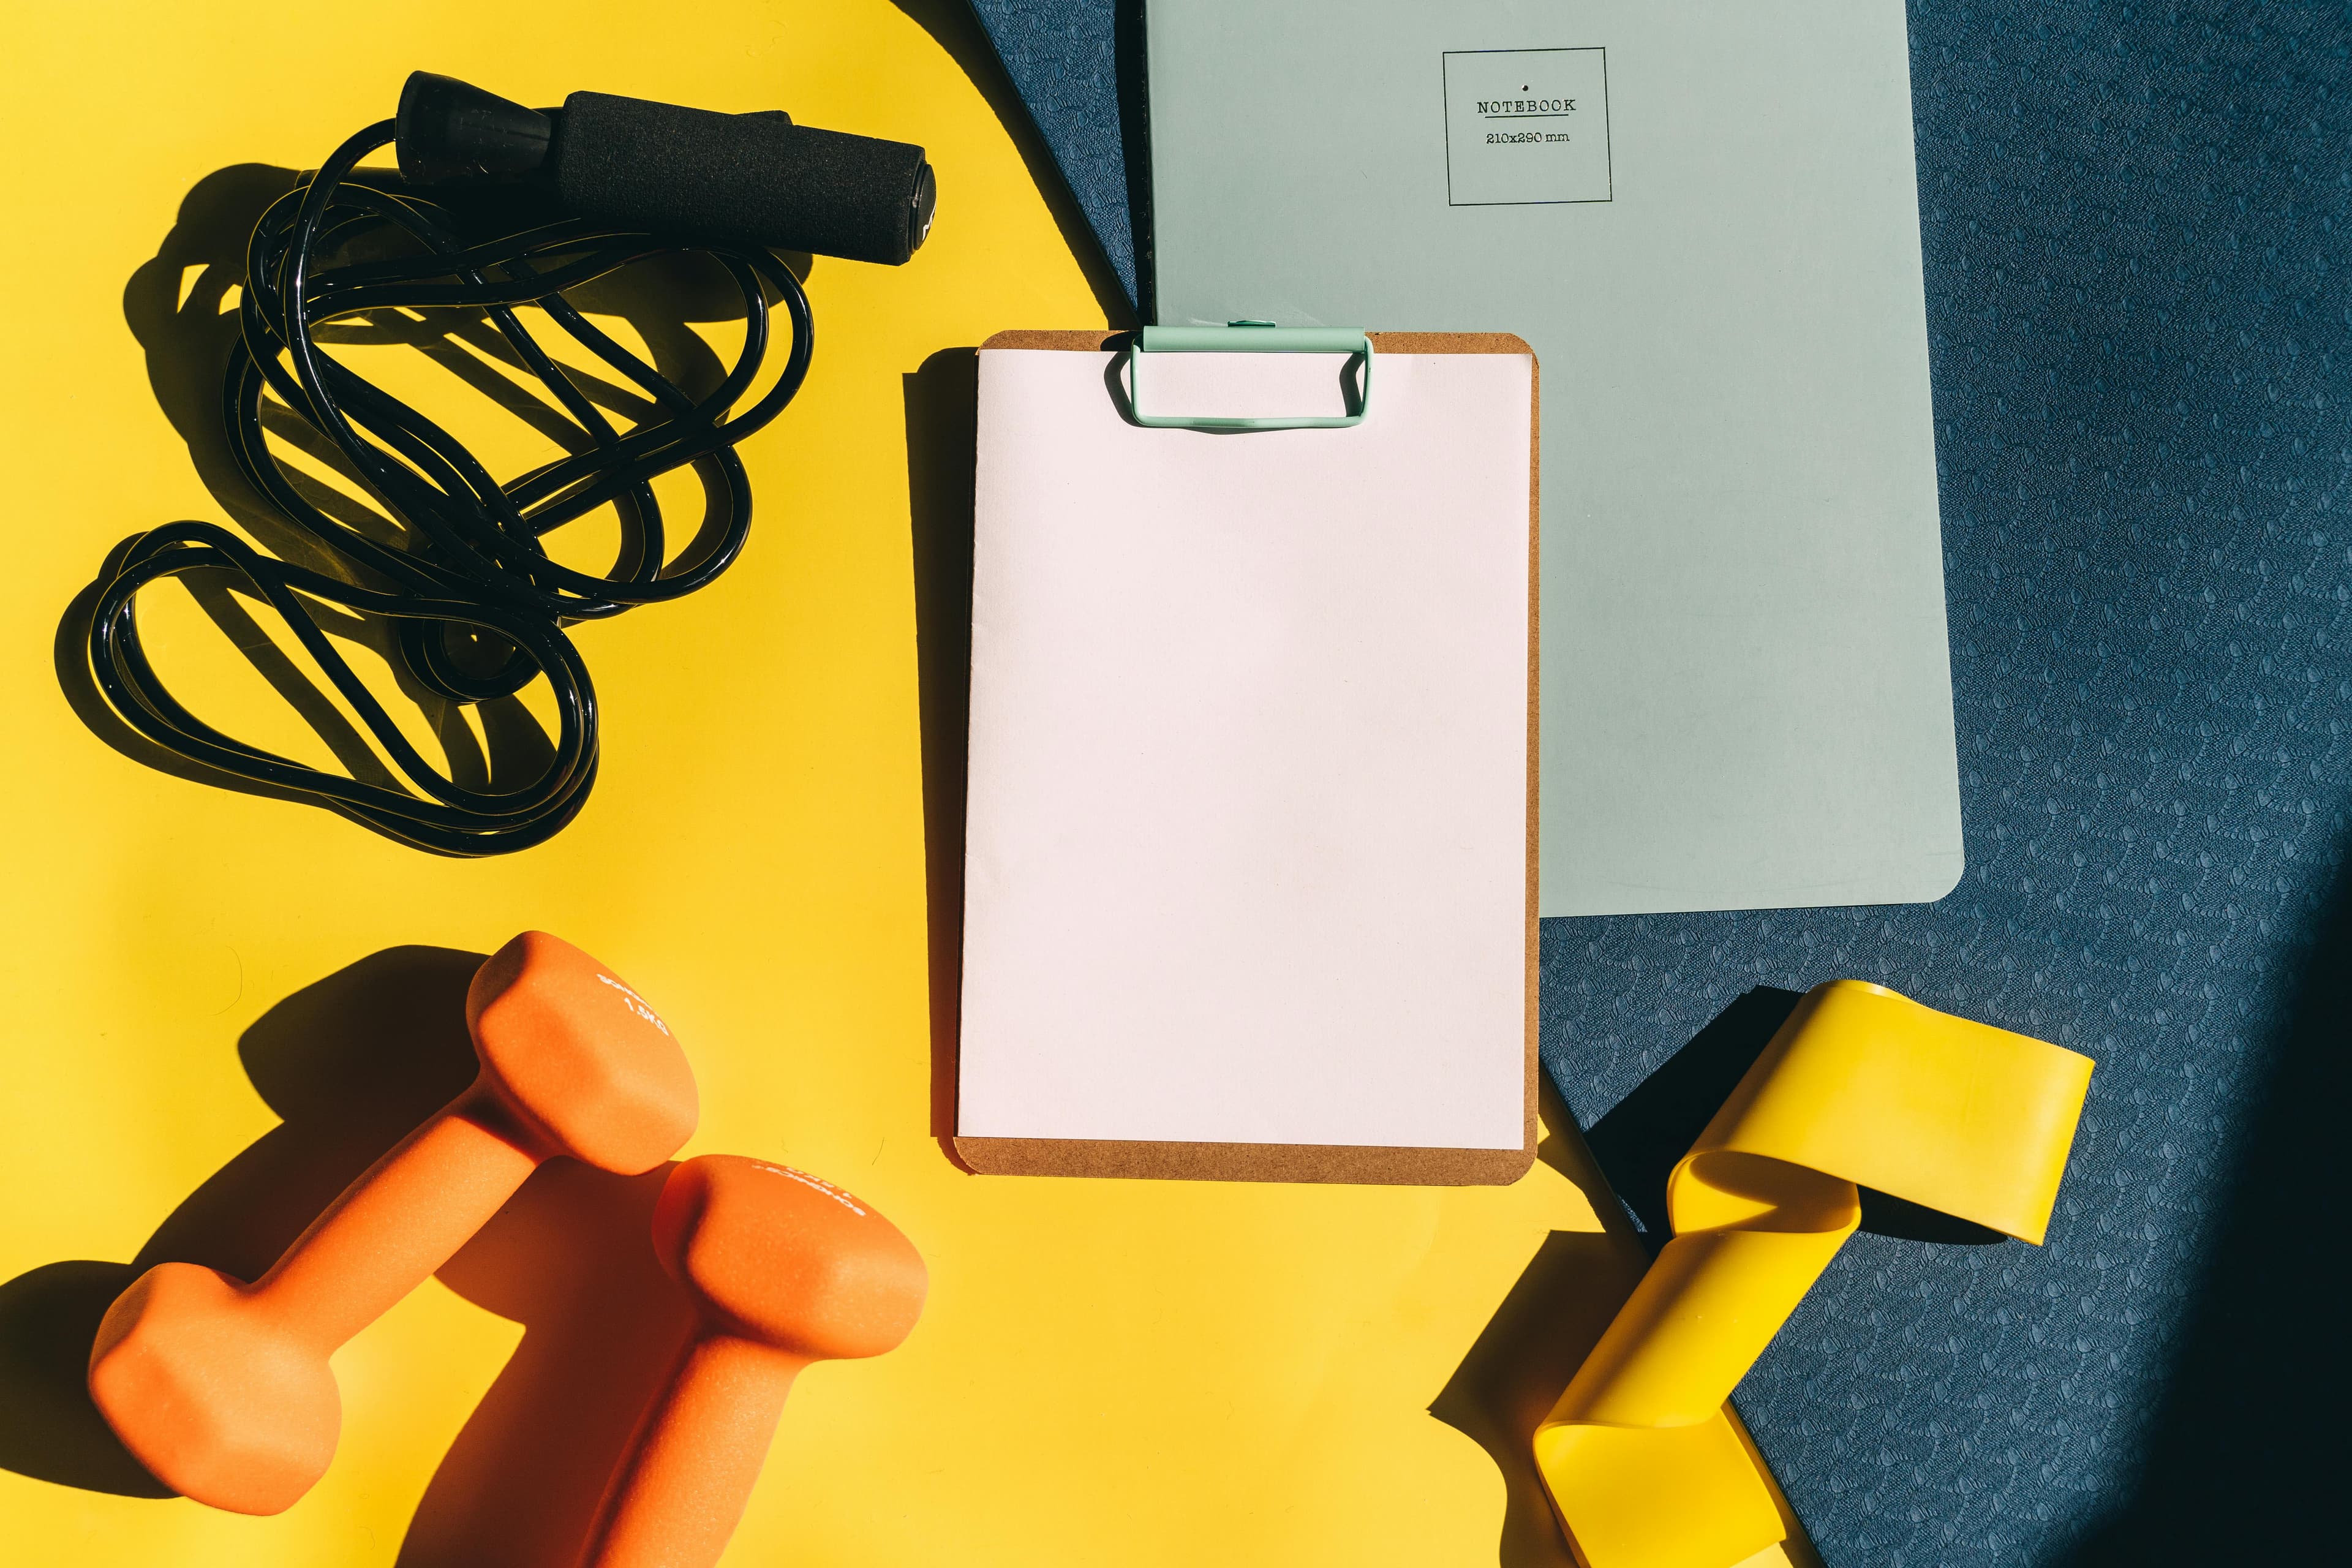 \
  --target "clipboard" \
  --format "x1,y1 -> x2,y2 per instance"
954,329 -> 1537,1183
